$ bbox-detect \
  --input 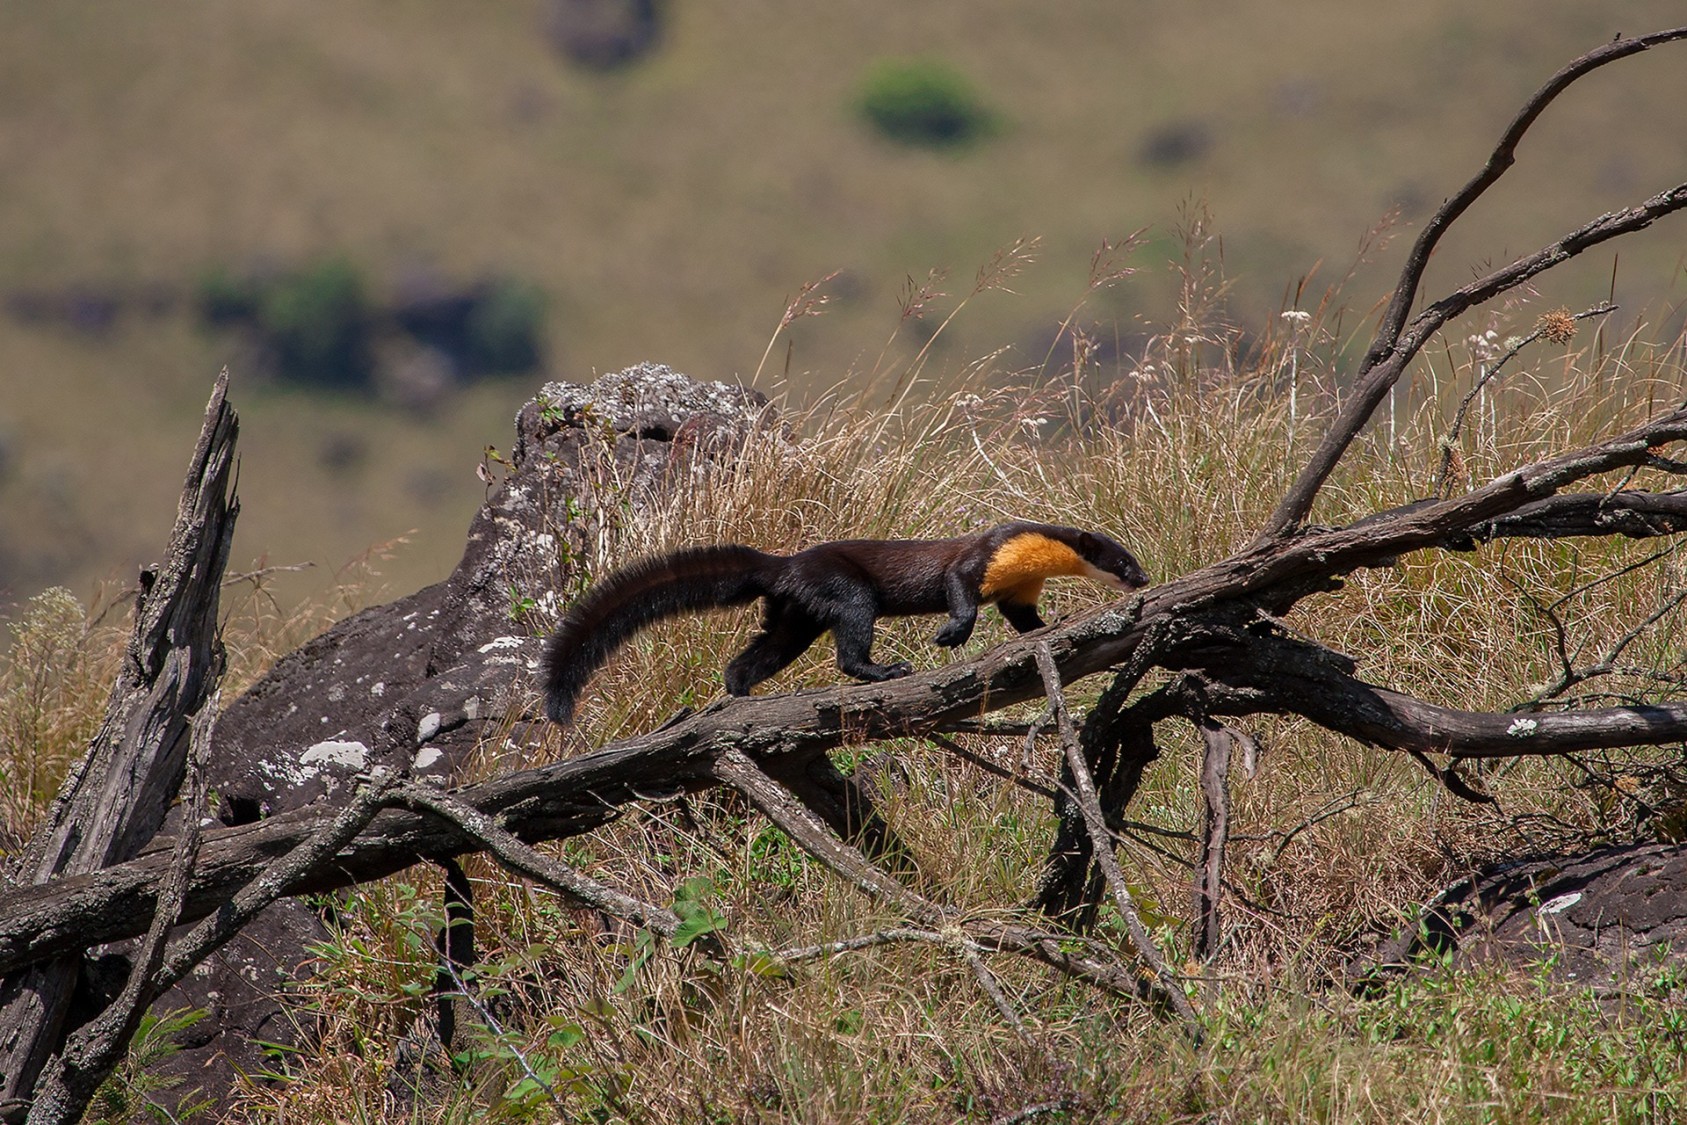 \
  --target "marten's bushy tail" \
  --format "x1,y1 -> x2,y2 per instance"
542,544 -> 779,724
